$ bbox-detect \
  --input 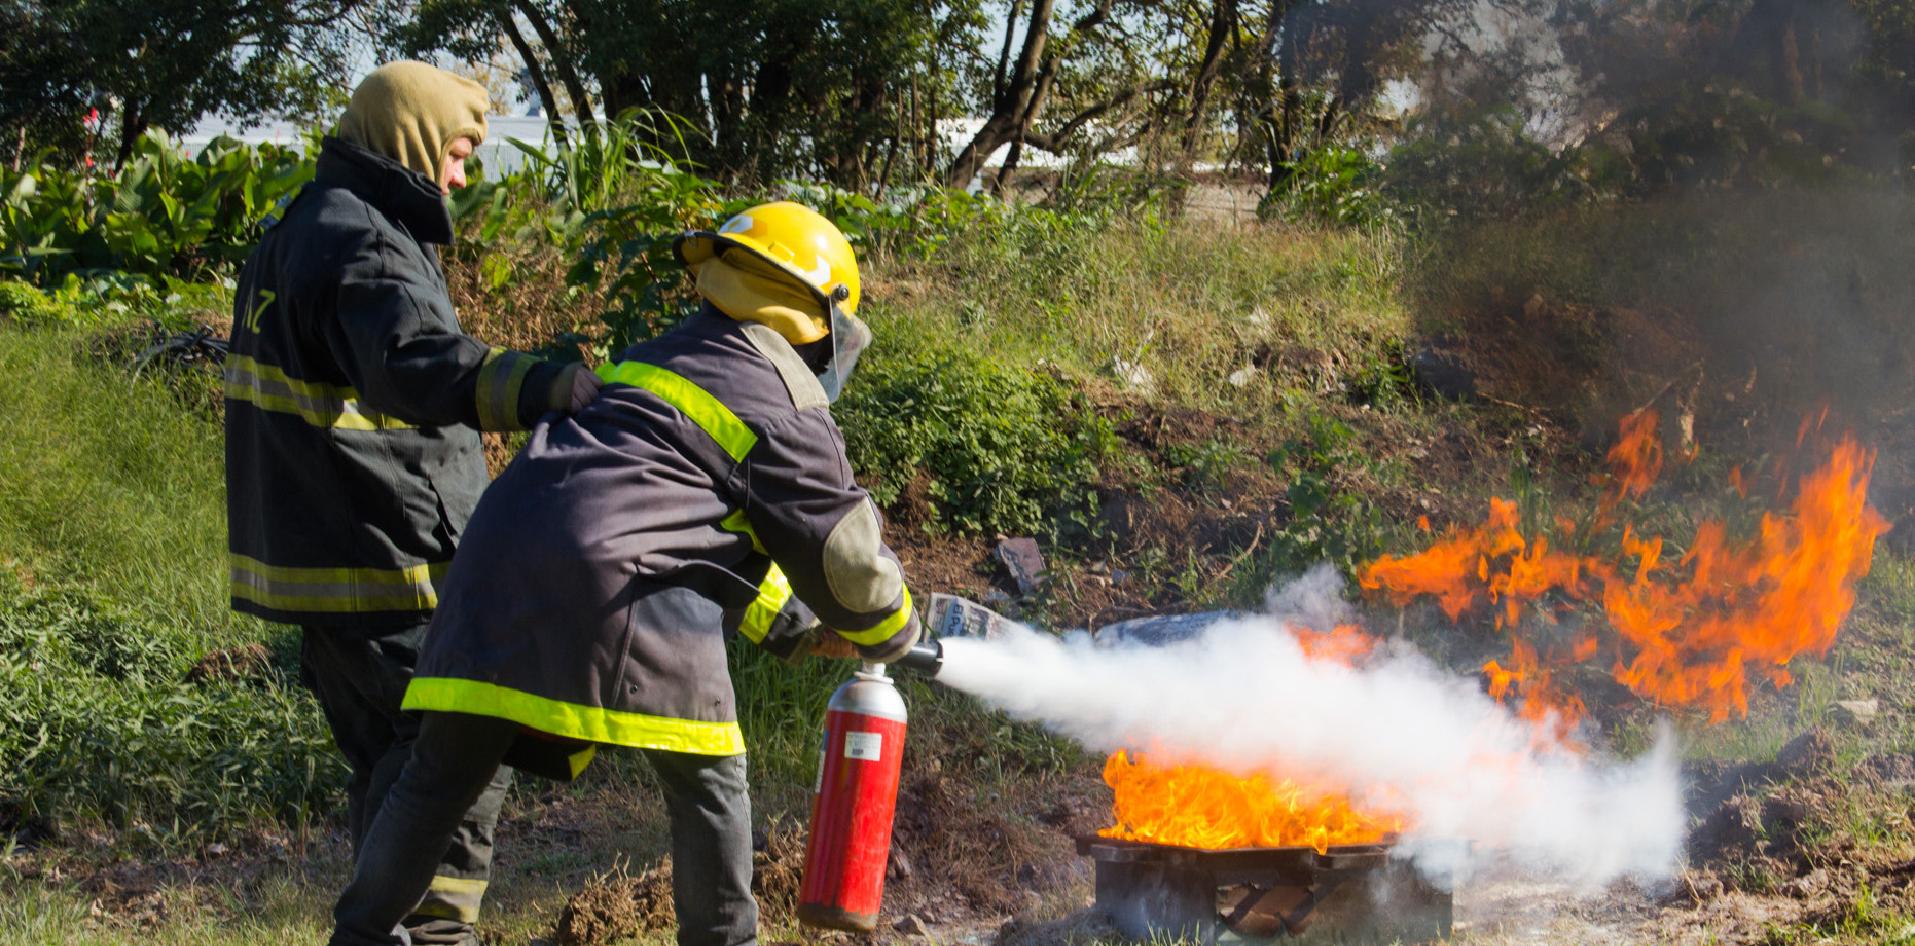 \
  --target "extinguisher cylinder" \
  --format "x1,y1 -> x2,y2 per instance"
798,668 -> 909,932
